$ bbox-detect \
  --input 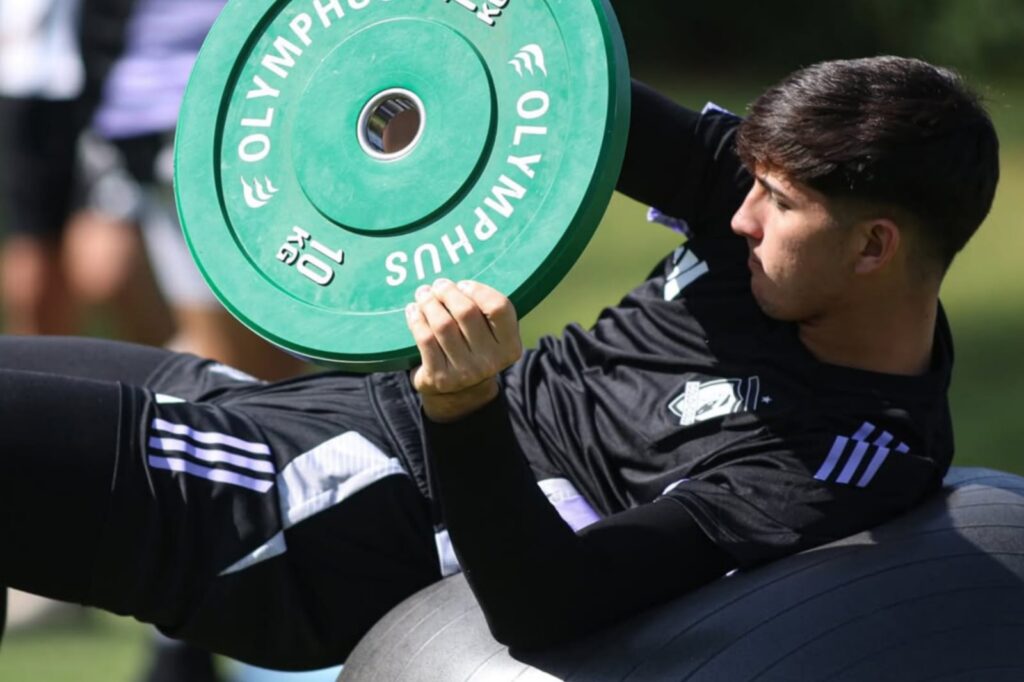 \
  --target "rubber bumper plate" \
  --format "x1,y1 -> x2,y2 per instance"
176,0 -> 630,369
